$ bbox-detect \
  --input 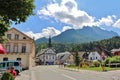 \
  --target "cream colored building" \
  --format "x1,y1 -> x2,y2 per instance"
0,28 -> 35,69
